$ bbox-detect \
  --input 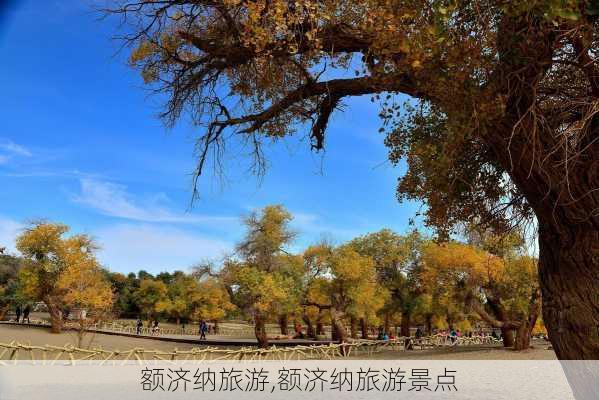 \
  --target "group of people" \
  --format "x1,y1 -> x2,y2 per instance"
377,328 -> 391,341
134,317 -> 210,339
435,328 -> 495,343
135,317 -> 162,335
374,326 -> 494,342
448,328 -> 462,343
13,304 -> 31,324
